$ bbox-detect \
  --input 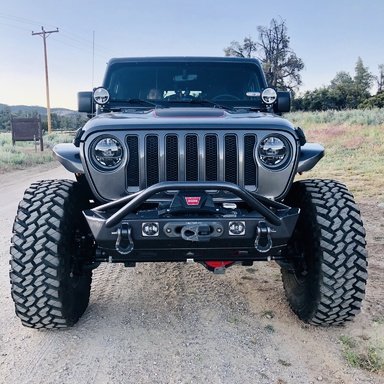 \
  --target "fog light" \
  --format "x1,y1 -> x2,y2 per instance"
229,221 -> 246,236
142,222 -> 159,237
261,88 -> 277,104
